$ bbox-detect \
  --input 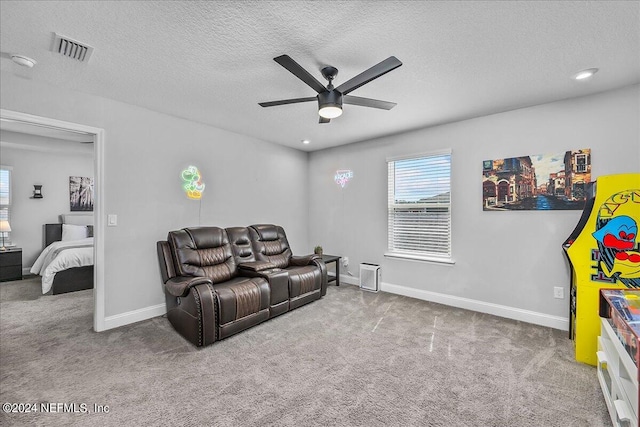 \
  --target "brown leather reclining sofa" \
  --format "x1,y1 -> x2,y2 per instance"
157,224 -> 327,346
